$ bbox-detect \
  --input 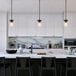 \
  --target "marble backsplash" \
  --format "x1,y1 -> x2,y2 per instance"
8,36 -> 63,49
